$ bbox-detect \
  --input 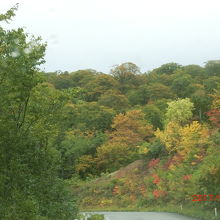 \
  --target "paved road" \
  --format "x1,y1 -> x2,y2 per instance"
85,212 -> 199,220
